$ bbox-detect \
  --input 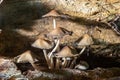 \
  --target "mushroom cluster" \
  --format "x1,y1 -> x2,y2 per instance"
31,10 -> 93,69
13,10 -> 94,71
